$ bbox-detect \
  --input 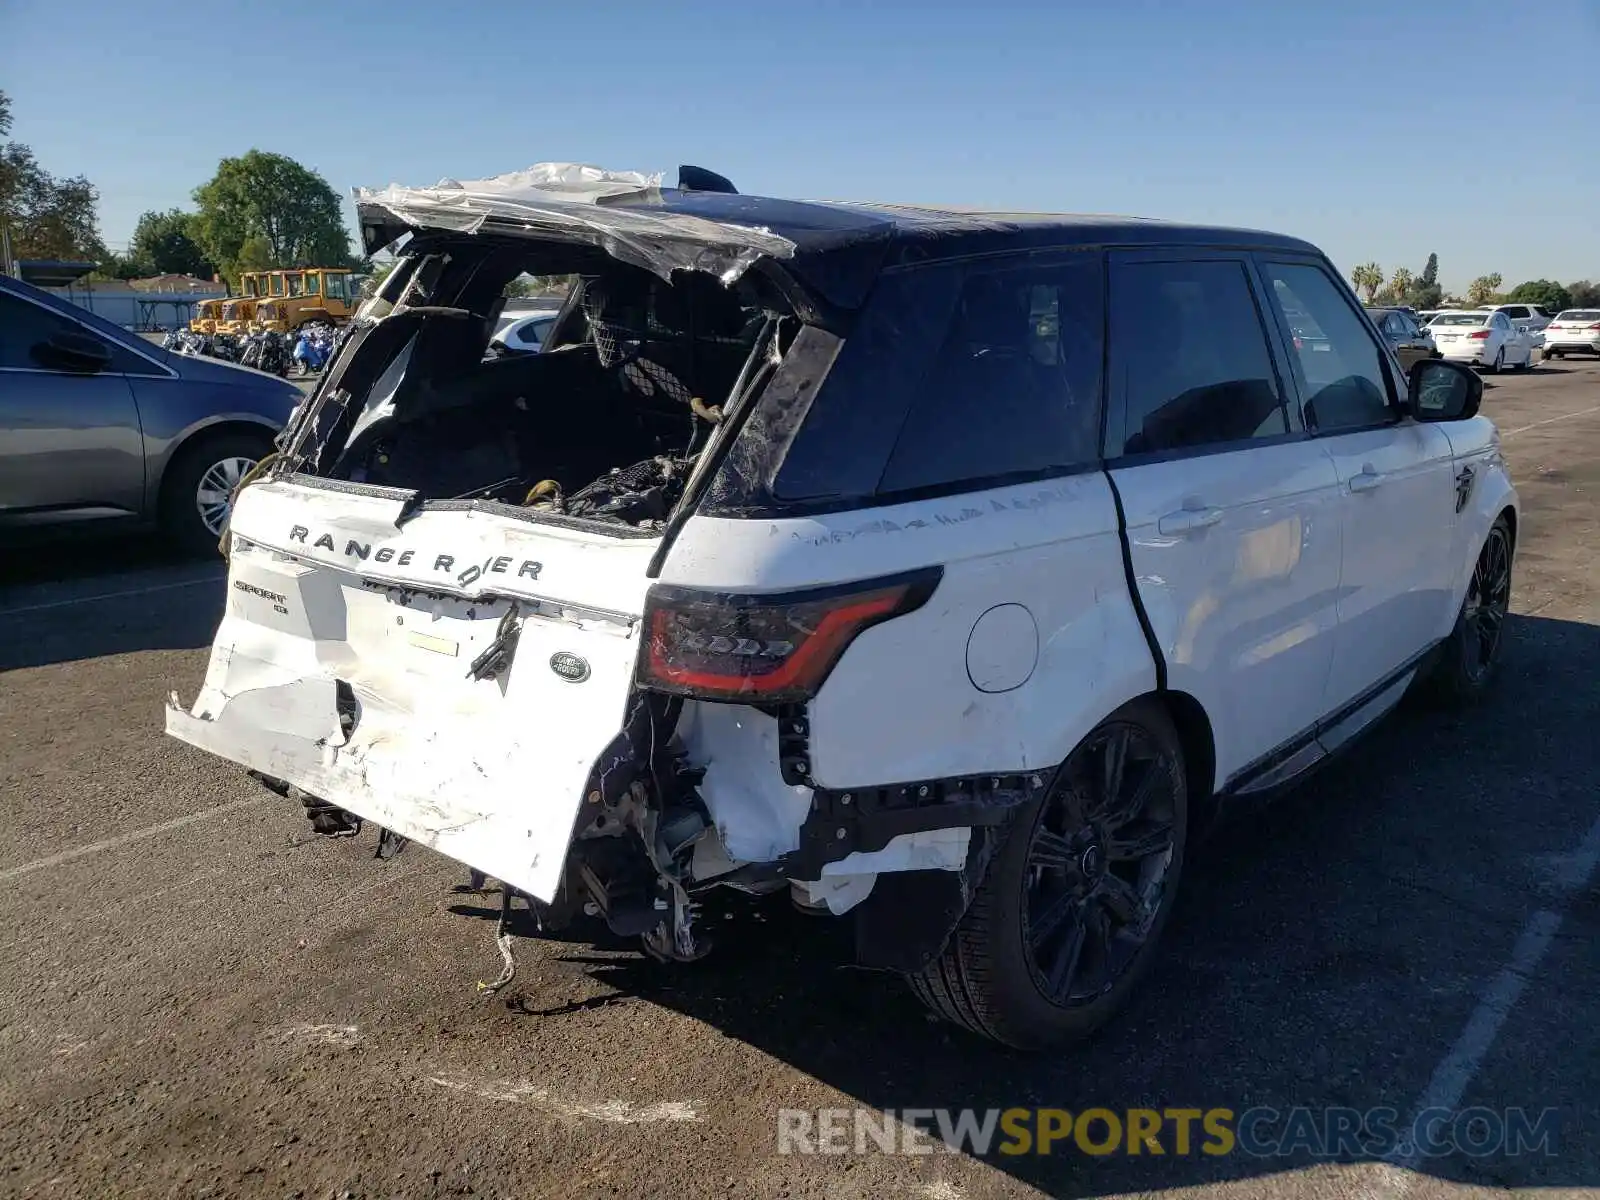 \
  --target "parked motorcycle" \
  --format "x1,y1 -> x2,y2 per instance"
238,329 -> 291,376
208,334 -> 243,363
291,322 -> 336,376
162,329 -> 209,357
